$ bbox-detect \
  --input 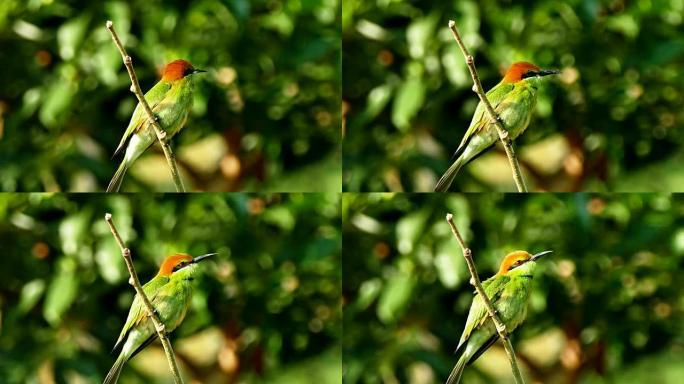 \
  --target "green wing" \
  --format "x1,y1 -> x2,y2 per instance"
452,82 -> 515,157
112,275 -> 169,351
113,81 -> 172,156
457,274 -> 510,347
